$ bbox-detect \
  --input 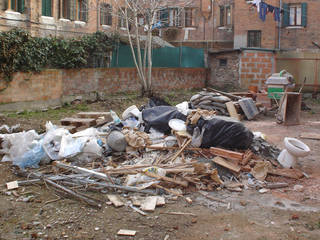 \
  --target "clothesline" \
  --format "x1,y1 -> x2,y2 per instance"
248,0 -> 308,22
